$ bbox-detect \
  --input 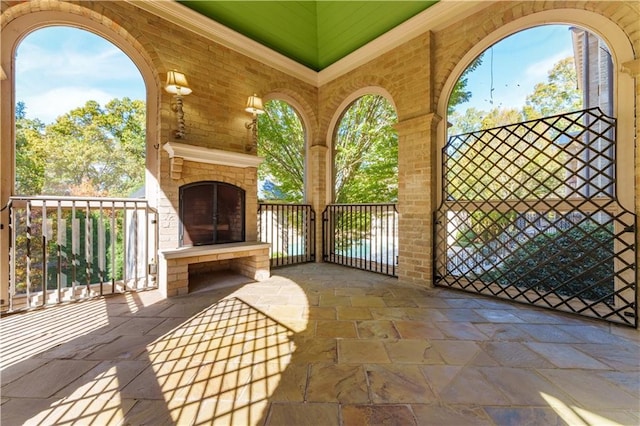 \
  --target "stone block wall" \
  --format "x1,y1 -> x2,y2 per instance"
1,0 -> 637,299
